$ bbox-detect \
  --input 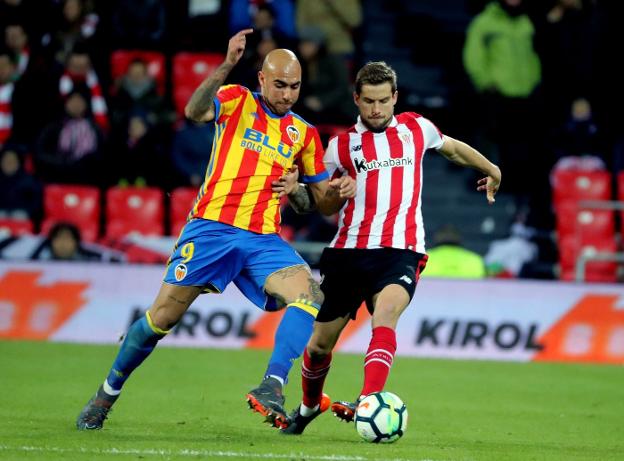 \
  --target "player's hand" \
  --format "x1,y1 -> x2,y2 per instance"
329,176 -> 356,199
272,165 -> 300,197
226,29 -> 253,66
477,166 -> 501,205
